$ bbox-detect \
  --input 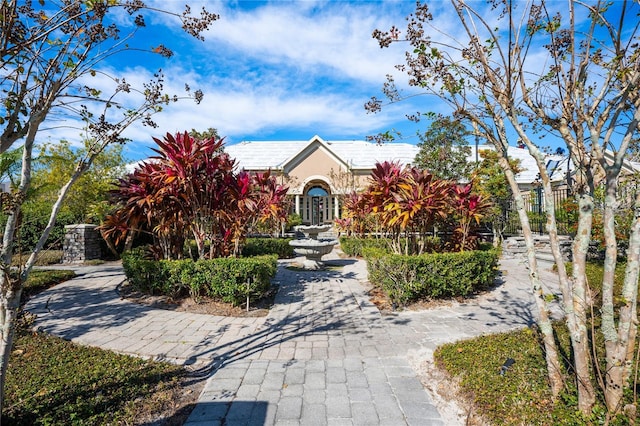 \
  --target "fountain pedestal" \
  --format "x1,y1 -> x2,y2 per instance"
289,225 -> 338,270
